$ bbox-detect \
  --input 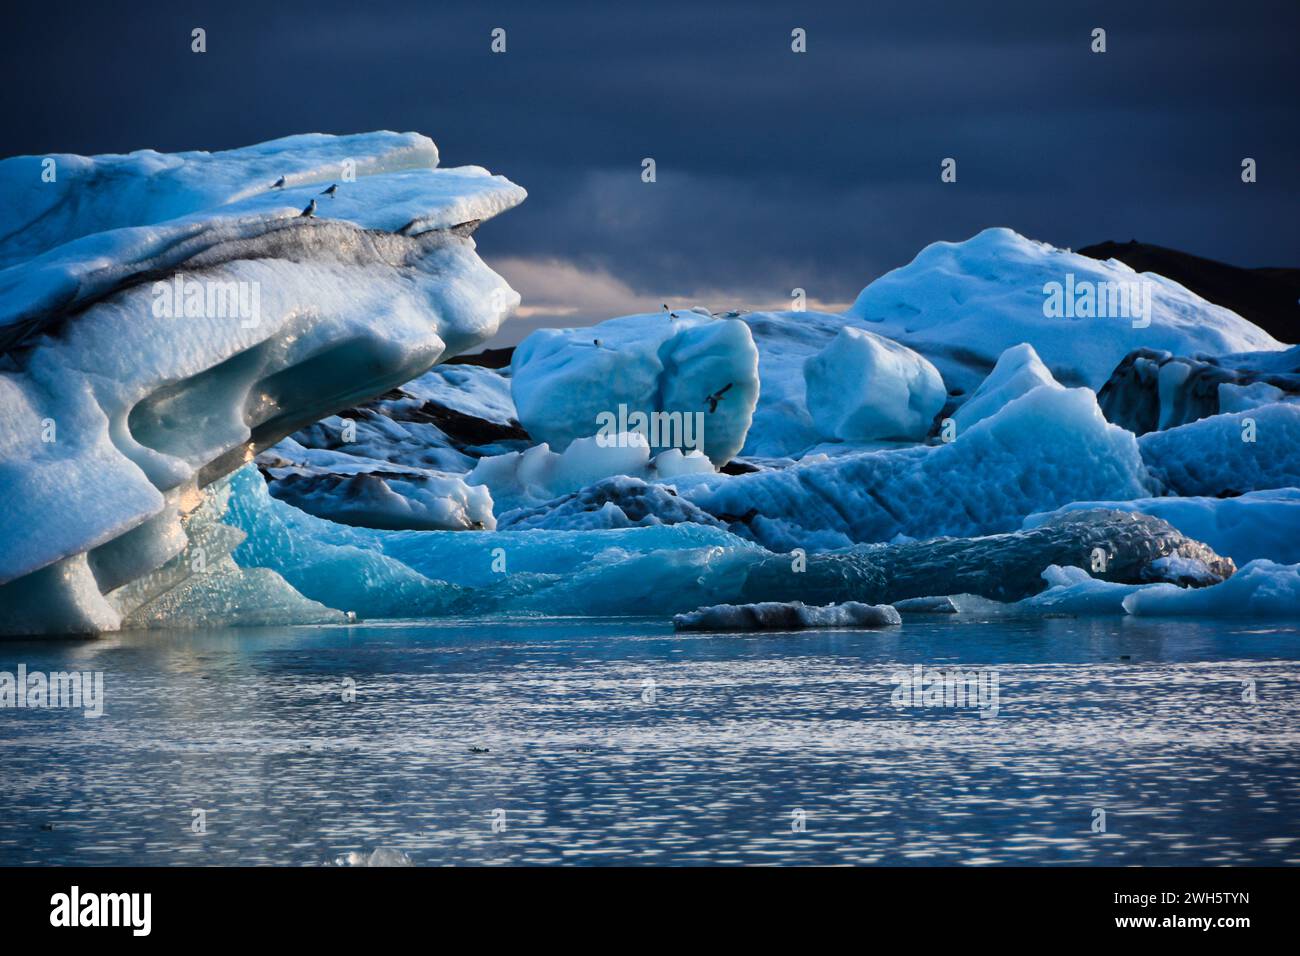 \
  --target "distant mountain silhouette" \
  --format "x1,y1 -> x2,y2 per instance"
1078,240 -> 1299,344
